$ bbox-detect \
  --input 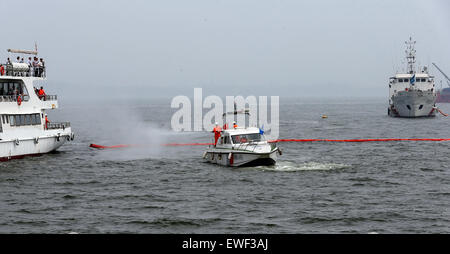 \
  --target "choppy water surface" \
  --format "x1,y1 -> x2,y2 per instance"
1,97 -> 449,233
